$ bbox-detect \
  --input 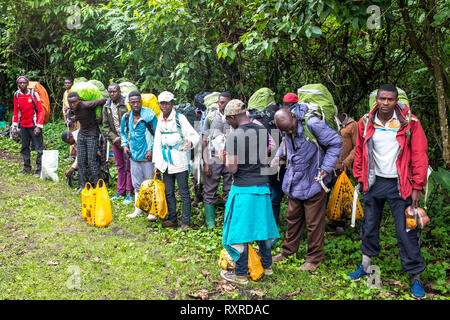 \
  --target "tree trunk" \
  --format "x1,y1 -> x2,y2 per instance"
399,0 -> 450,168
